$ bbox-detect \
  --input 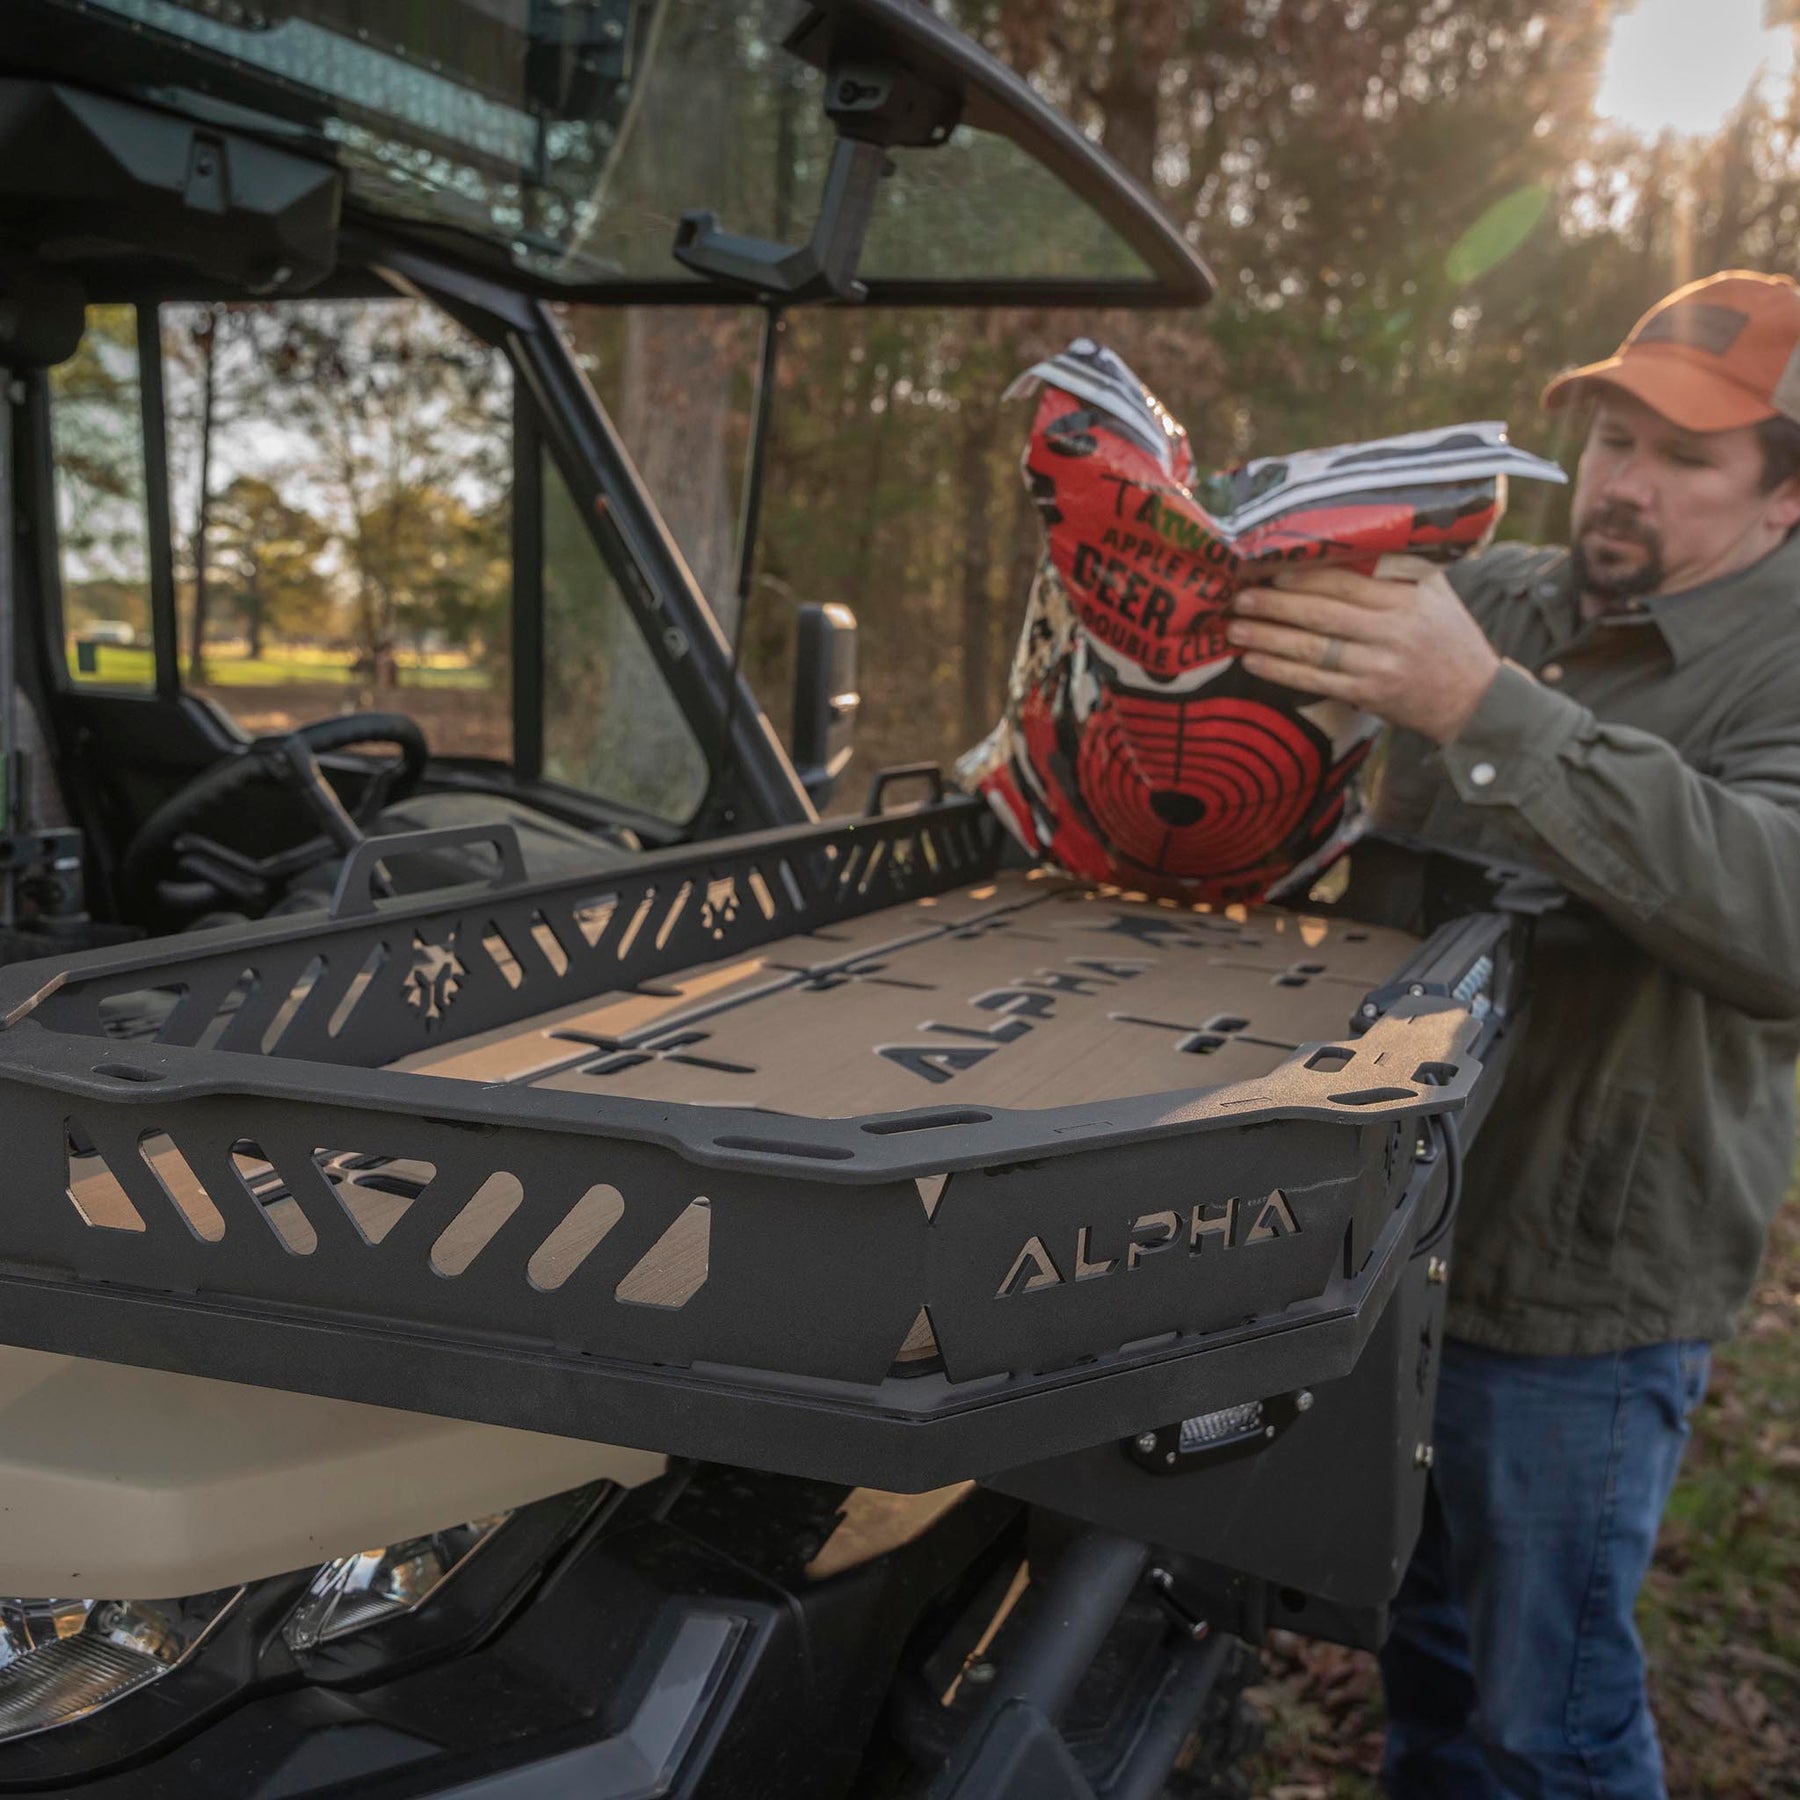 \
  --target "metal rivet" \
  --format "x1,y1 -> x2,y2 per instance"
1295,1390 -> 1314,1412
1407,983 -> 1426,996
1427,1256 -> 1450,1285
1135,1431 -> 1159,1454
1414,1443 -> 1435,1469
1360,1001 -> 1379,1018
1469,761 -> 1498,788
1164,1451 -> 1177,1466
1264,1424 -> 1277,1439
